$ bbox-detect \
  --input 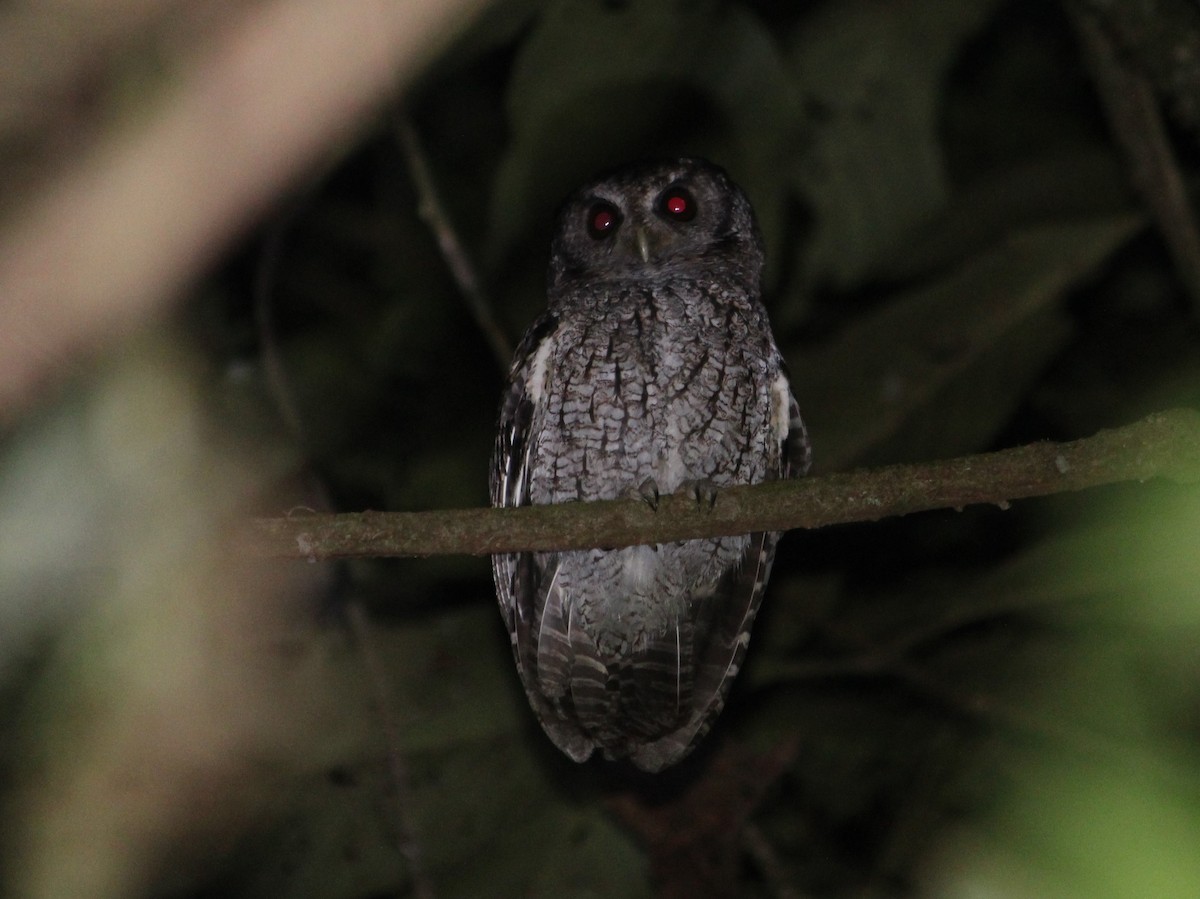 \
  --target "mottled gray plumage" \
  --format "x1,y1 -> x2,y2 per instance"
491,158 -> 809,772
